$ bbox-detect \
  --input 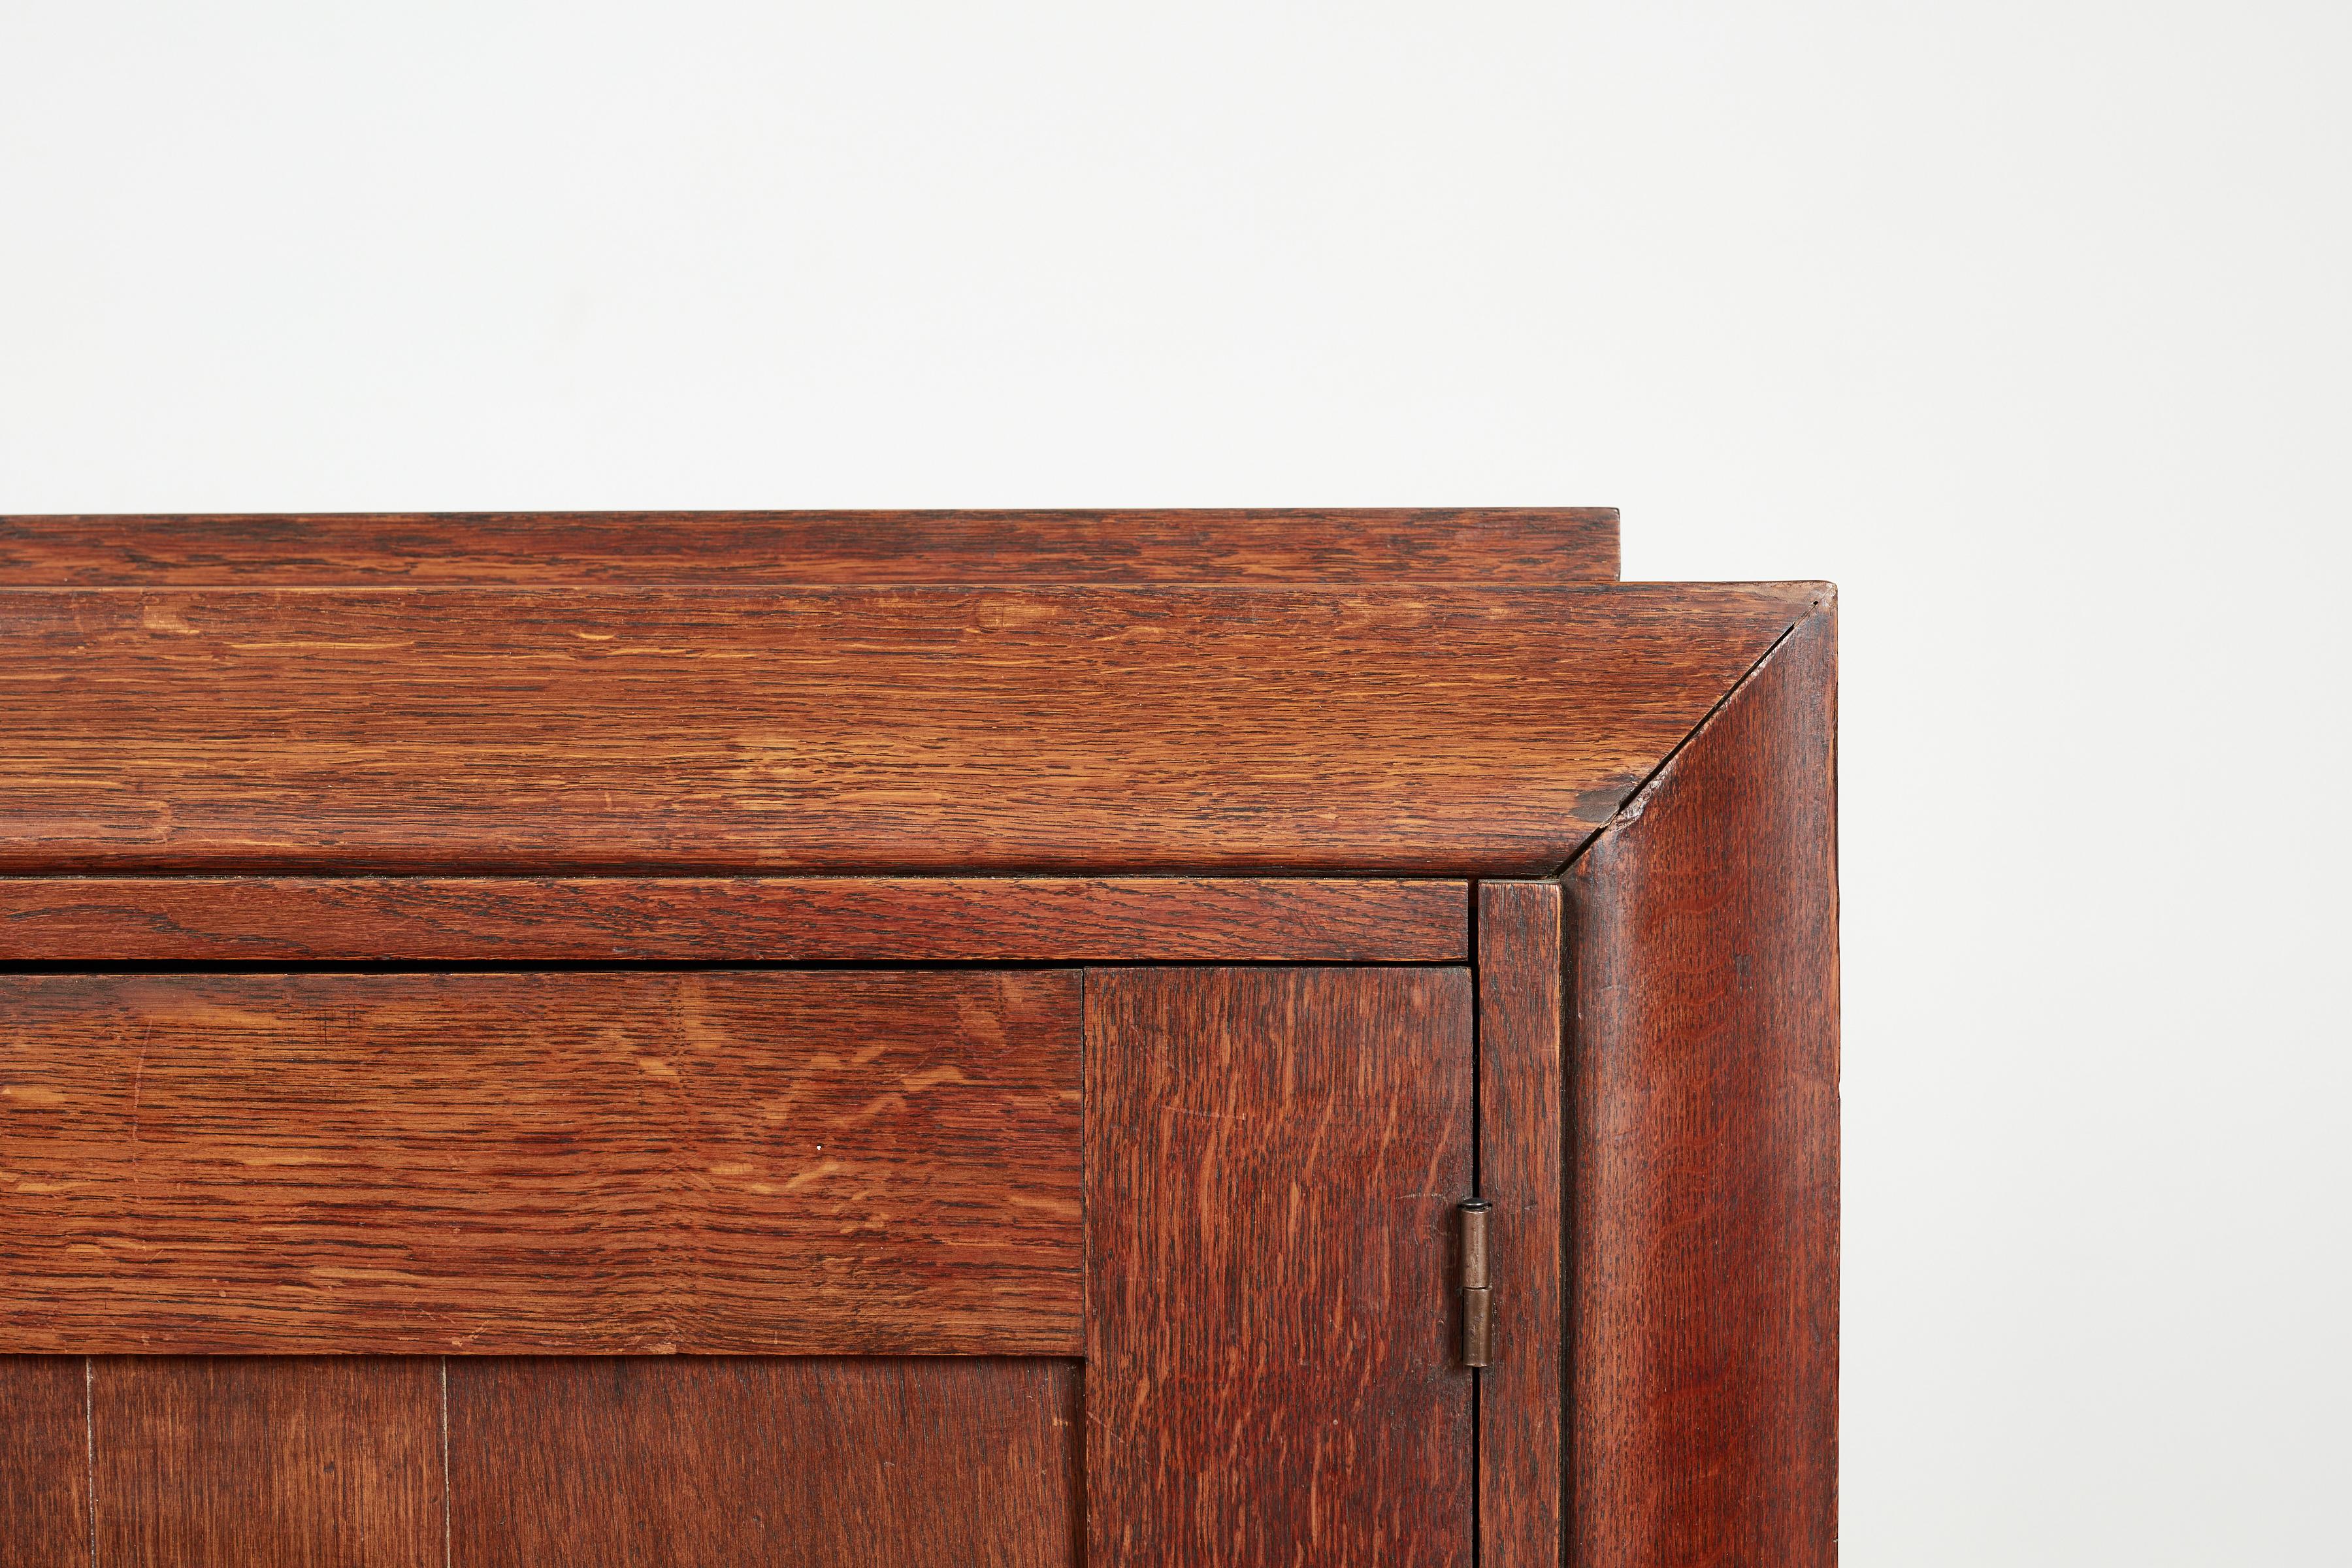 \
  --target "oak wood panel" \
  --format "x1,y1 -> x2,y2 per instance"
448,1356 -> 1079,1567
0,875 -> 1467,964
1476,880 -> 1565,1568
90,1357 -> 440,1568
0,1358 -> 88,1568
0,583 -> 1814,875
0,508 -> 1618,584
1086,966 -> 1474,1567
1563,607 -> 1839,1567
0,972 -> 1081,1354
